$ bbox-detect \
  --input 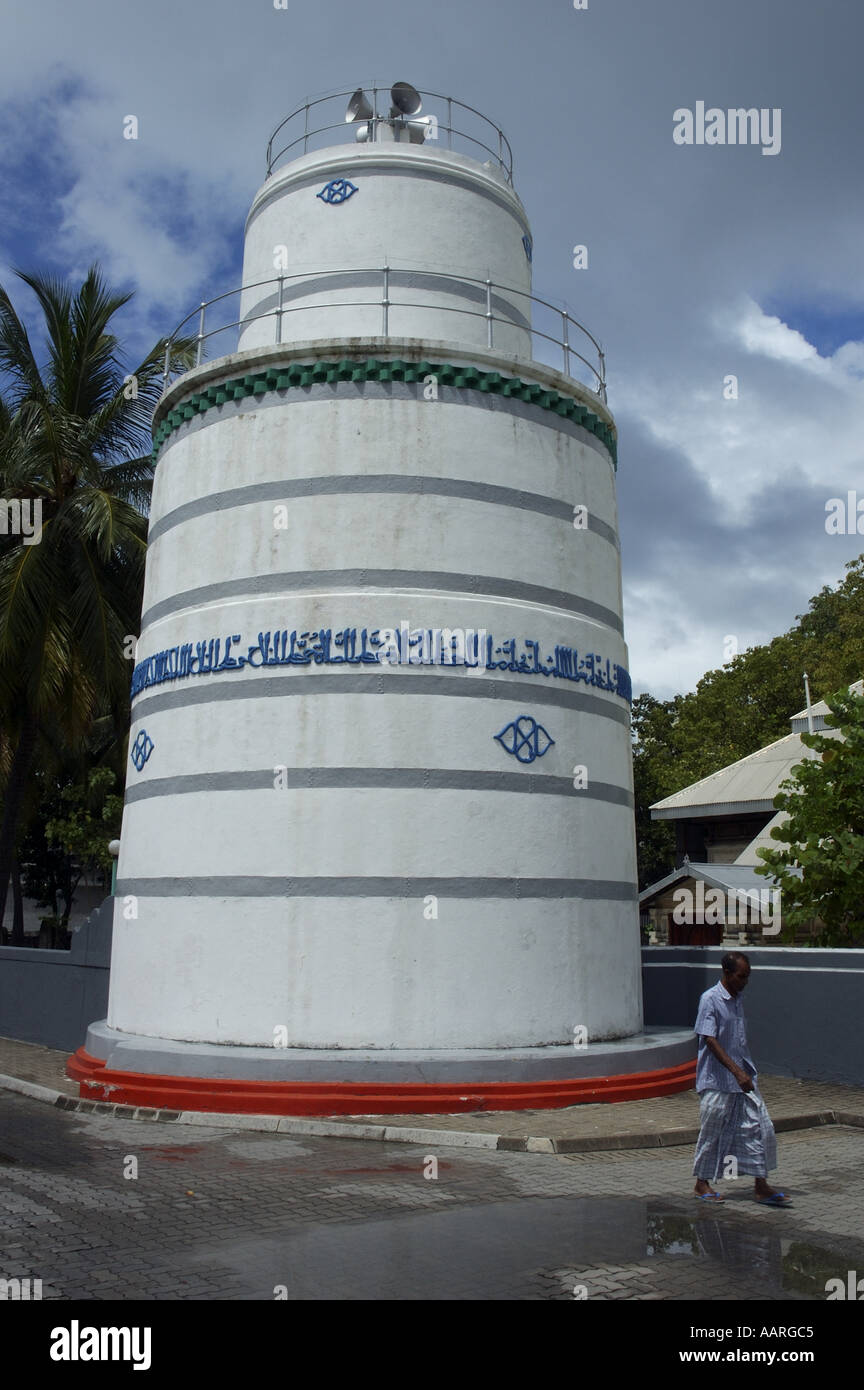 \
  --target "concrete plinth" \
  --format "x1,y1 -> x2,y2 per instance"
68,1022 -> 696,1115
